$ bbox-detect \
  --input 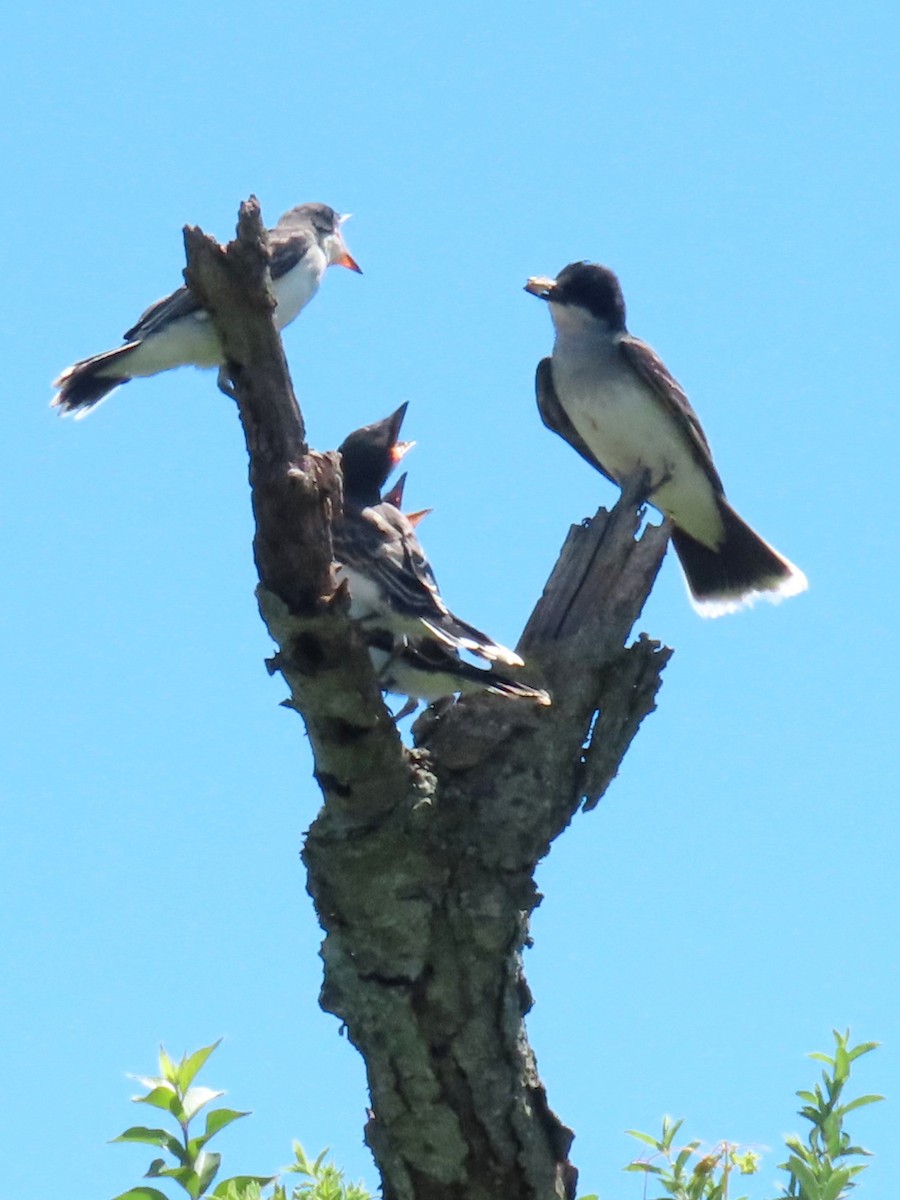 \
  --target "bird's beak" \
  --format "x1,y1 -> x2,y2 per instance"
387,402 -> 409,442
332,220 -> 363,273
524,276 -> 556,300
336,248 -> 363,273
405,507 -> 432,528
391,439 -> 415,465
